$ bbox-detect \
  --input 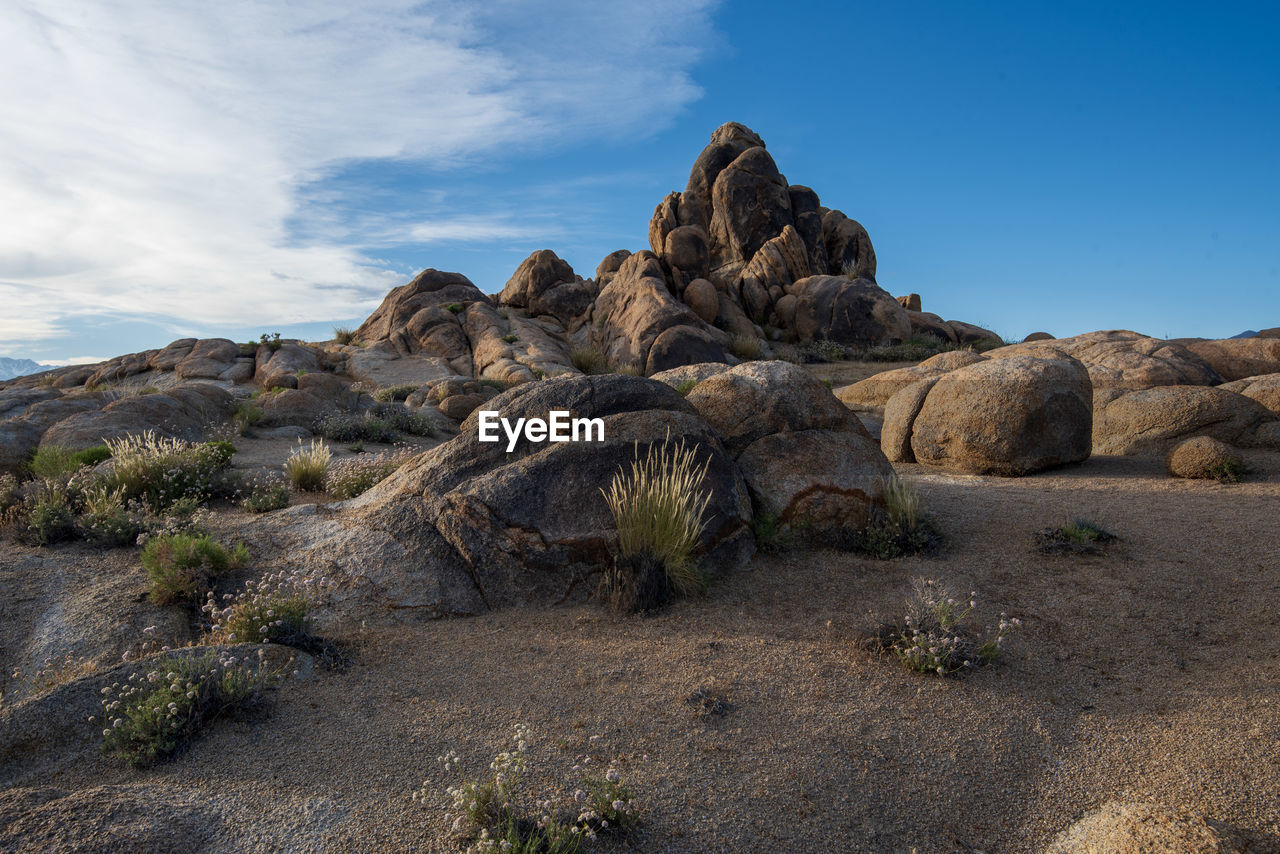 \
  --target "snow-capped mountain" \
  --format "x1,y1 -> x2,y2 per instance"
0,357 -> 50,381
